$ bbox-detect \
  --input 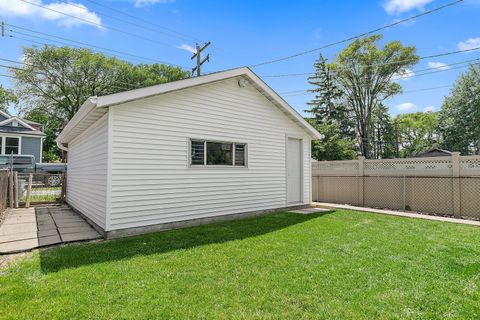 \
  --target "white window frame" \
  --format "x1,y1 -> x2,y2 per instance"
188,138 -> 248,168
0,136 -> 22,155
